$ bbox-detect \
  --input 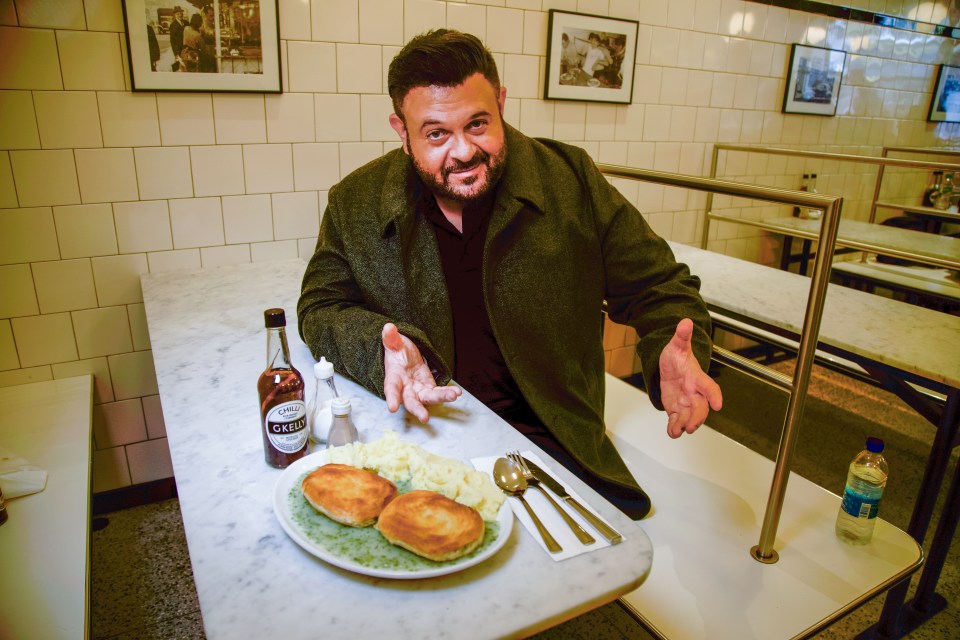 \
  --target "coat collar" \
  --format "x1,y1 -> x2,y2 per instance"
376,122 -> 546,238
